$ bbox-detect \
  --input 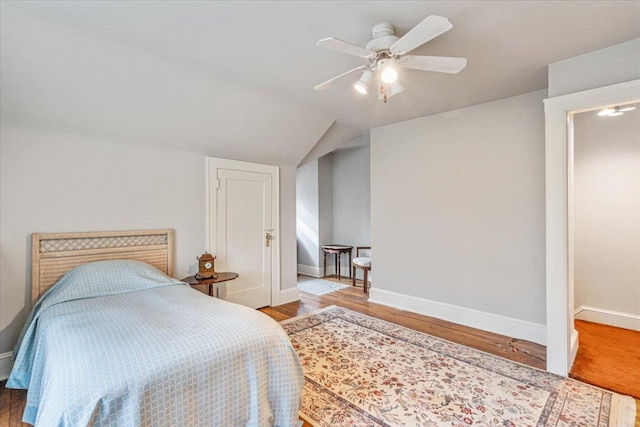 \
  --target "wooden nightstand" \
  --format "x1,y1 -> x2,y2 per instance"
181,272 -> 239,297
